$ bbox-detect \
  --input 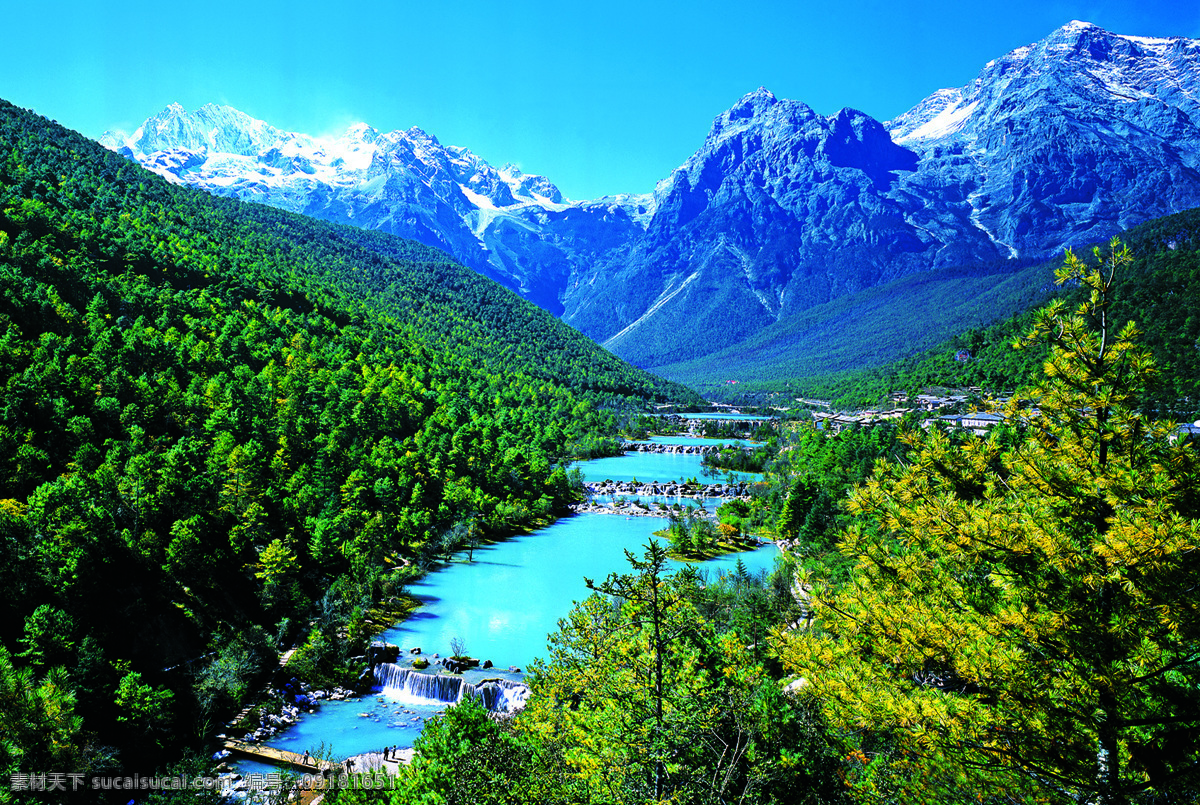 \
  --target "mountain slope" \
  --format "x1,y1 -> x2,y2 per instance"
650,255 -> 1057,388
580,21 -> 1200,370
101,103 -> 651,315
0,96 -> 703,774
890,20 -> 1200,256
105,21 -> 1200,380
786,207 -> 1200,414
568,89 -> 942,364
